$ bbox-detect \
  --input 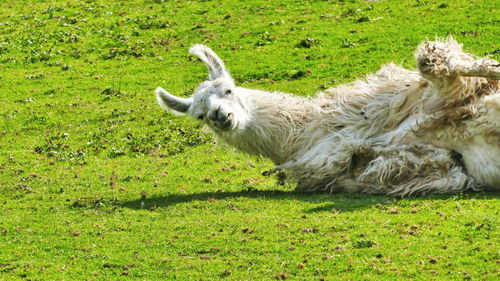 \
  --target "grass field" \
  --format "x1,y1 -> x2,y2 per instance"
1,0 -> 499,280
